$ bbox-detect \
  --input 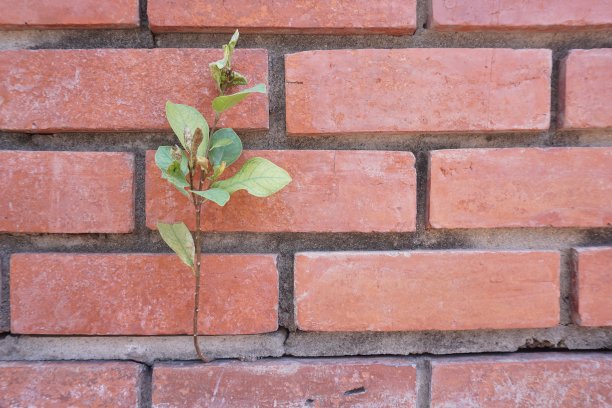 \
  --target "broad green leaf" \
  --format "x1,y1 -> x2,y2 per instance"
155,146 -> 188,175
190,188 -> 230,206
212,84 -> 266,113
212,157 -> 291,197
209,137 -> 233,150
163,161 -> 190,197
157,222 -> 195,268
209,128 -> 242,166
166,101 -> 209,153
